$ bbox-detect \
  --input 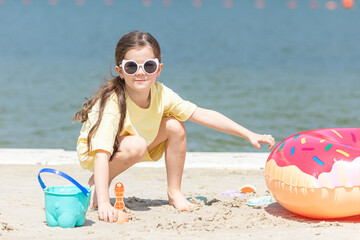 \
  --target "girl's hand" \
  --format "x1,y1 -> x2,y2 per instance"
98,202 -> 119,223
248,133 -> 275,150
